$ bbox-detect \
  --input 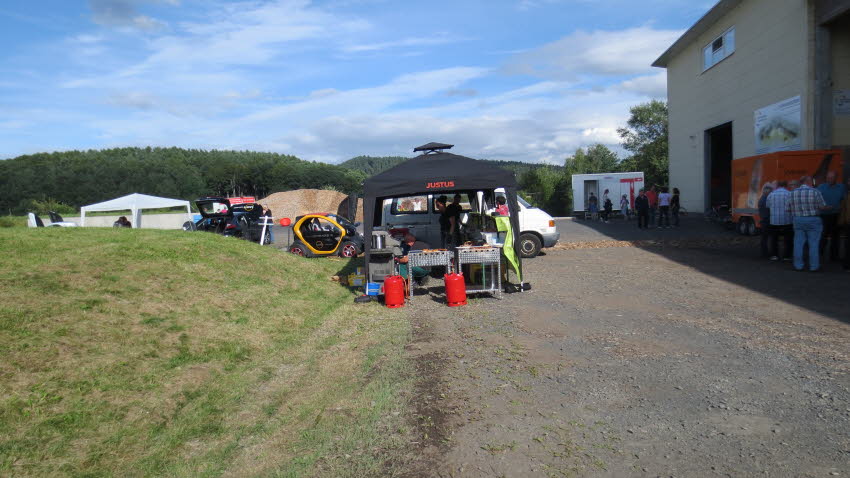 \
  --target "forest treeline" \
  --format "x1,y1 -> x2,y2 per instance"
1,101 -> 666,217
0,147 -> 366,215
